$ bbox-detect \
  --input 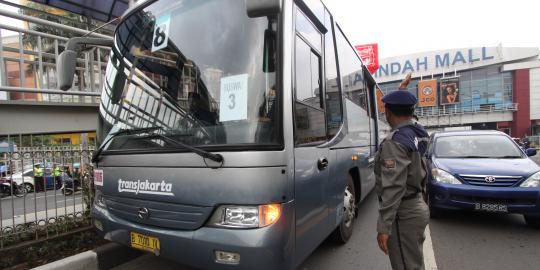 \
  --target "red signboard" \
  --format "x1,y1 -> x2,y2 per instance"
355,43 -> 379,74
